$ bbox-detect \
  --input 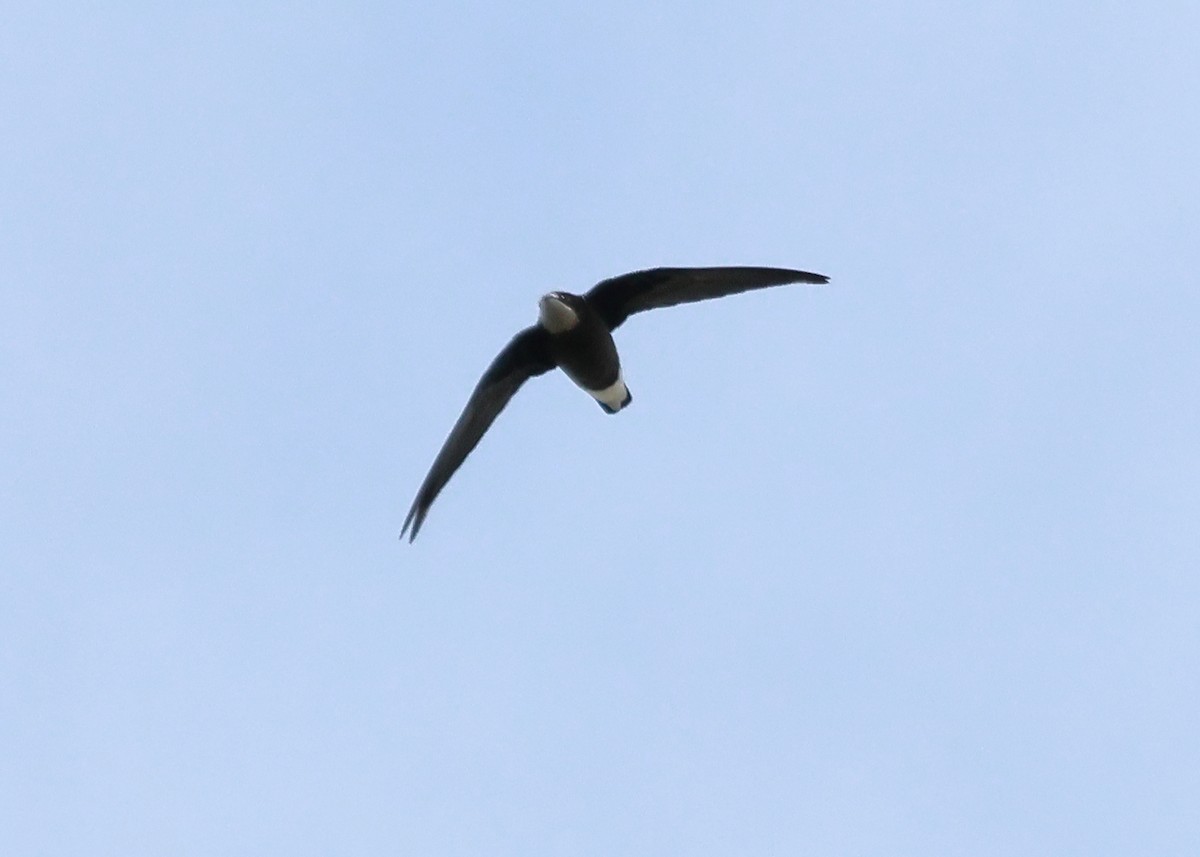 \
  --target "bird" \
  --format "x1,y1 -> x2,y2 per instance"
401,265 -> 829,541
